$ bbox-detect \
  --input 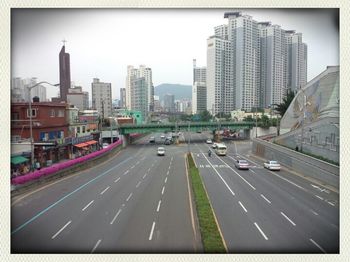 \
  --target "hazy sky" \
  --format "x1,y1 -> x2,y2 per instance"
11,8 -> 339,100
